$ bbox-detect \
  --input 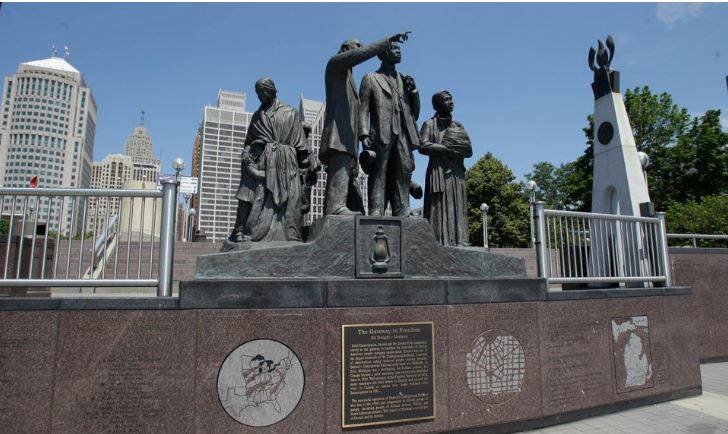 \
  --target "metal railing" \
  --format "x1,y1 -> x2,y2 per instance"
0,178 -> 178,296
533,202 -> 671,288
667,233 -> 728,248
